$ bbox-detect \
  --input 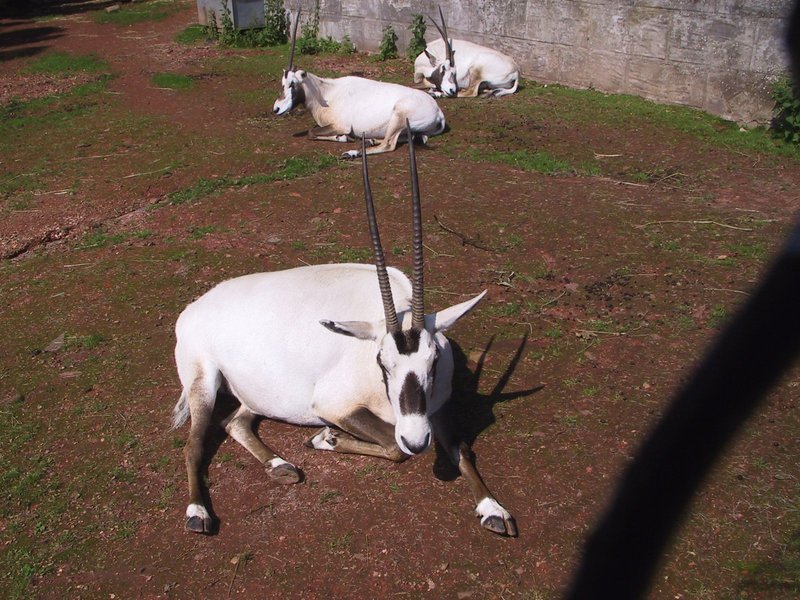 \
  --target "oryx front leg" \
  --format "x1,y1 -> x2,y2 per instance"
305,407 -> 408,462
432,412 -> 517,536
222,405 -> 301,484
308,124 -> 353,143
